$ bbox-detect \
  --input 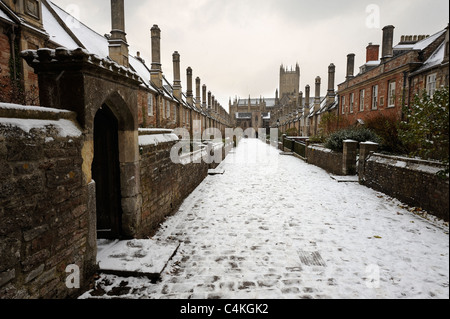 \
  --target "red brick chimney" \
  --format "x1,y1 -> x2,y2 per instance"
366,43 -> 380,62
